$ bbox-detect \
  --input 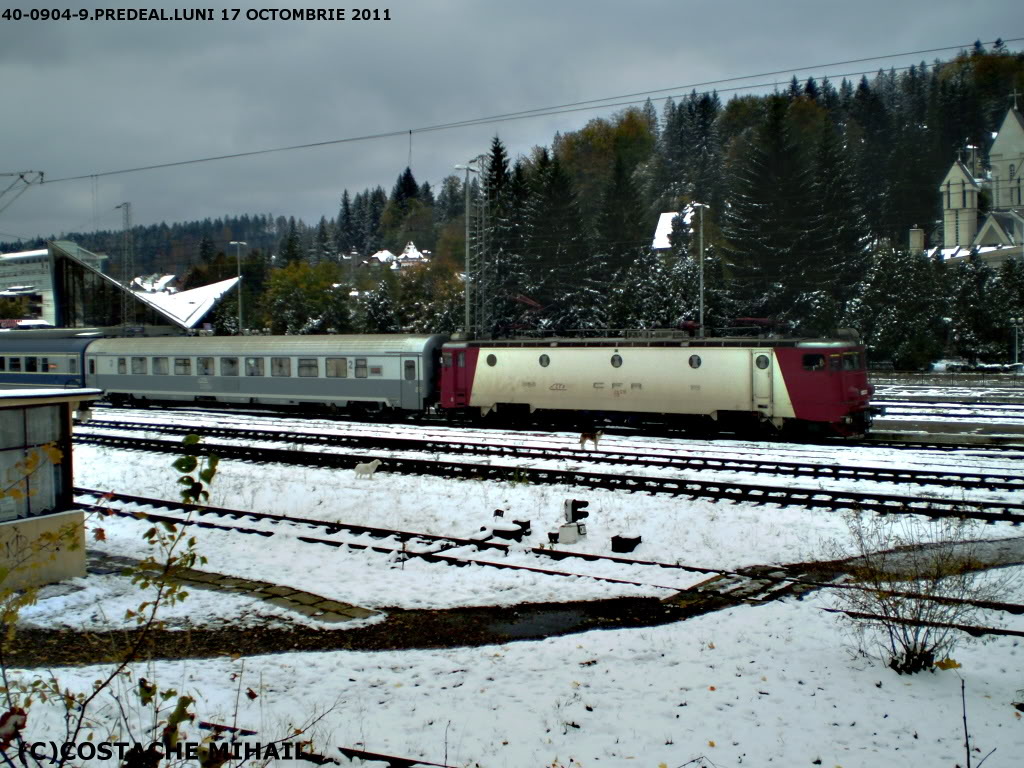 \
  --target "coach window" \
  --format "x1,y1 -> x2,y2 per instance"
611,354 -> 622,368
271,357 -> 291,377
198,357 -> 215,376
174,358 -> 192,376
539,354 -> 550,367
221,357 -> 239,376
355,358 -> 368,378
116,358 -> 126,375
802,354 -> 825,371
152,357 -> 168,375
326,358 -> 348,378
245,357 -> 264,377
69,357 -> 77,374
41,358 -> 50,371
10,358 -> 20,372
688,354 -> 701,369
0,358 -> 5,372
131,357 -> 148,375
404,360 -> 416,380
298,358 -> 319,378
486,354 -> 497,367
26,357 -> 38,373
457,352 -> 465,367
755,354 -> 770,370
